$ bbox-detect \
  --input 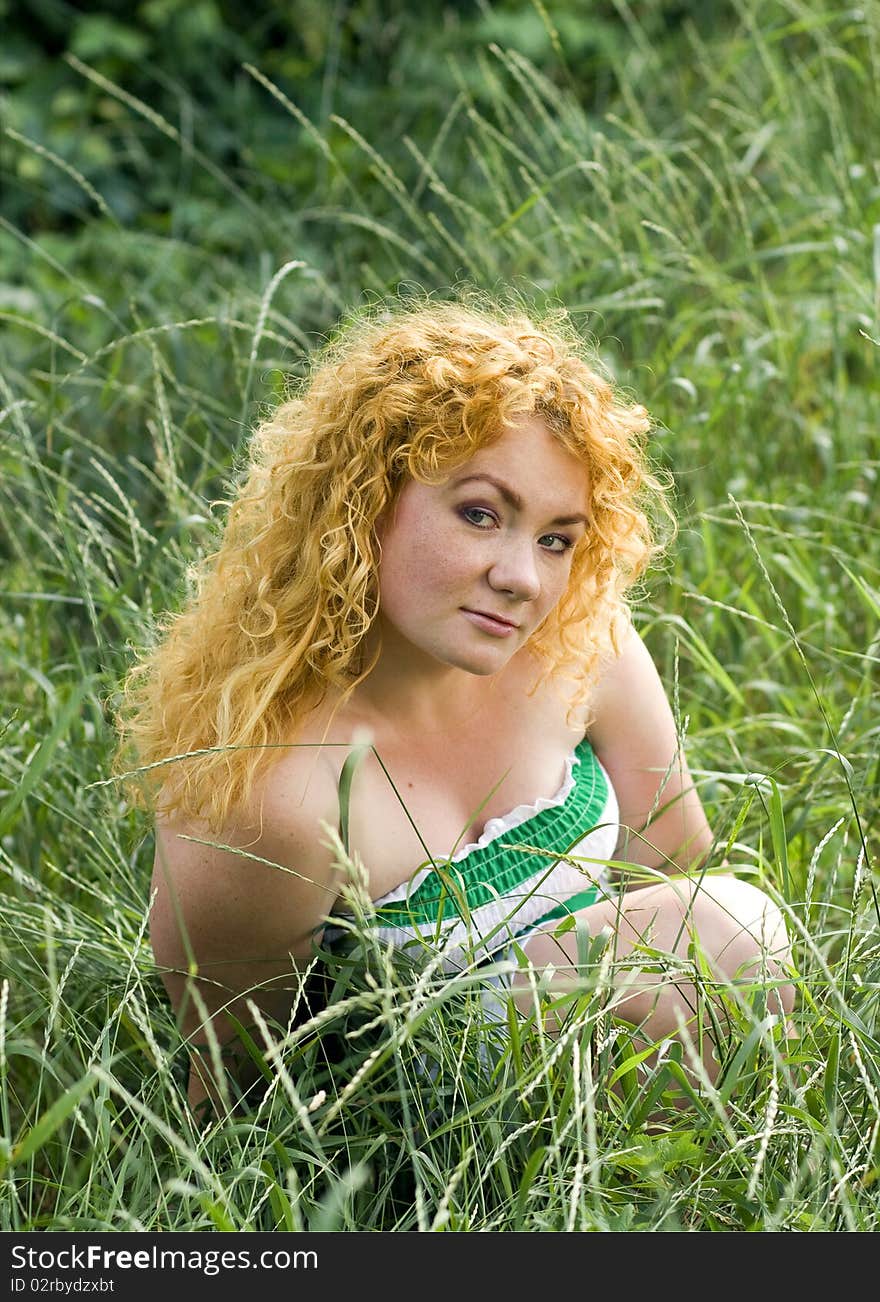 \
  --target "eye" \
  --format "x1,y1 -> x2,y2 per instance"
459,506 -> 497,529
539,533 -> 574,554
